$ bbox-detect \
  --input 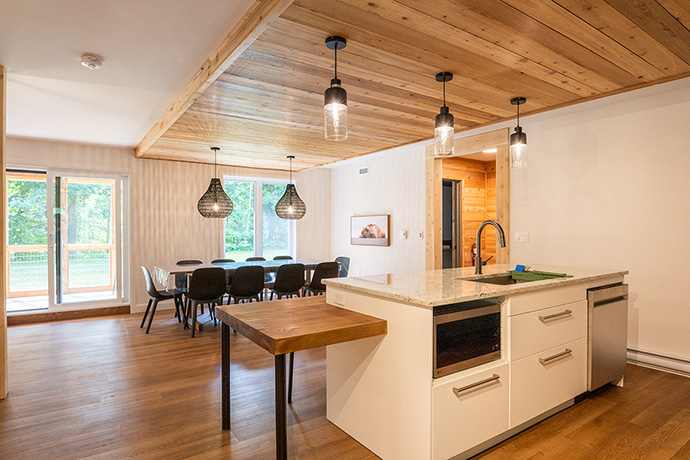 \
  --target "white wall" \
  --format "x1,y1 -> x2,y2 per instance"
295,167 -> 331,261
506,78 -> 690,365
328,142 -> 429,277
